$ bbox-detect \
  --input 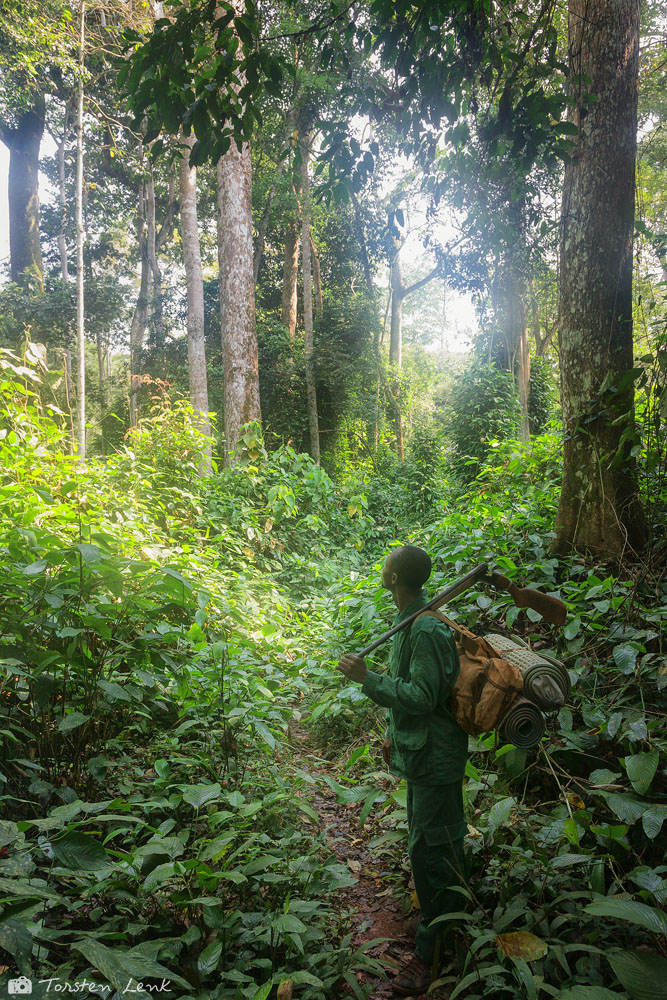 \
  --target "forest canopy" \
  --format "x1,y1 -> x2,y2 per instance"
0,2 -> 666,999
